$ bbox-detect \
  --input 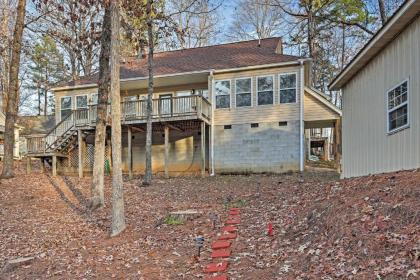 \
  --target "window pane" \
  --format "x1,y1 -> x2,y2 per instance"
91,94 -> 98,105
61,97 -> 72,109
388,81 -> 408,110
215,81 -> 230,96
76,95 -> 88,108
389,104 -> 408,131
280,89 -> 296,103
258,76 -> 273,91
236,93 -> 251,107
236,78 -> 251,93
216,95 -> 230,109
258,91 -> 273,105
61,109 -> 71,120
280,74 -> 296,89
